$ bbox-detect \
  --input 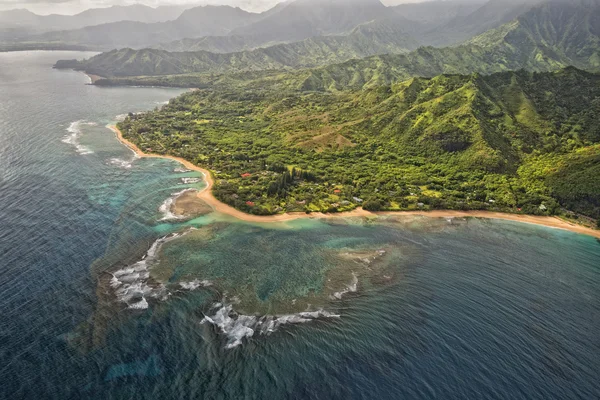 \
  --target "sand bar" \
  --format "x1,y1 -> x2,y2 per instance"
109,125 -> 600,239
